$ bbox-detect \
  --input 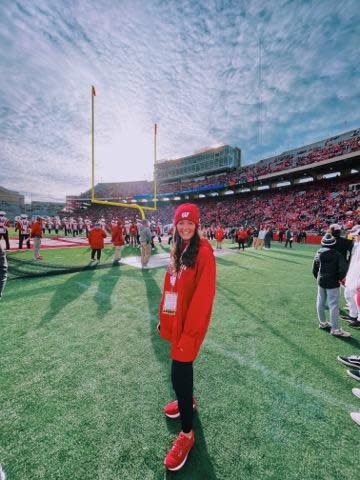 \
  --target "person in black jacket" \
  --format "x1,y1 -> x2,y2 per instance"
0,245 -> 7,300
330,224 -> 353,268
312,233 -> 350,337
